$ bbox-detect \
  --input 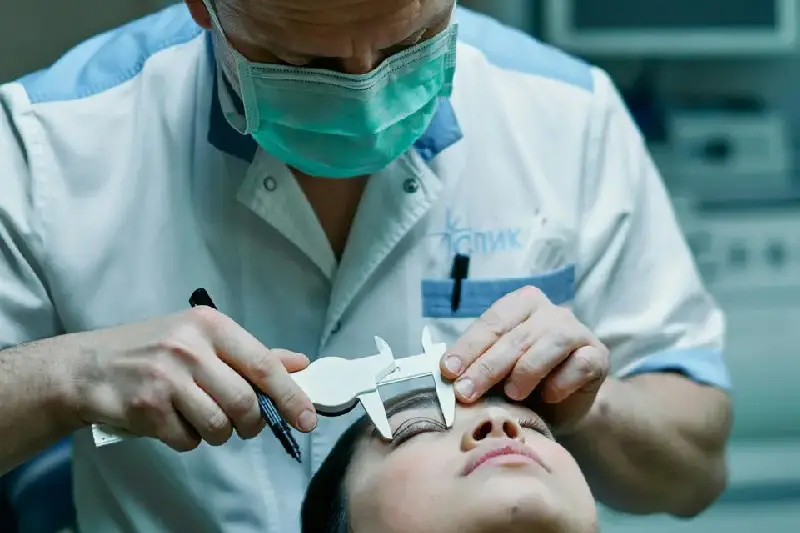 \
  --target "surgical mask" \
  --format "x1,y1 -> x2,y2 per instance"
205,4 -> 458,178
